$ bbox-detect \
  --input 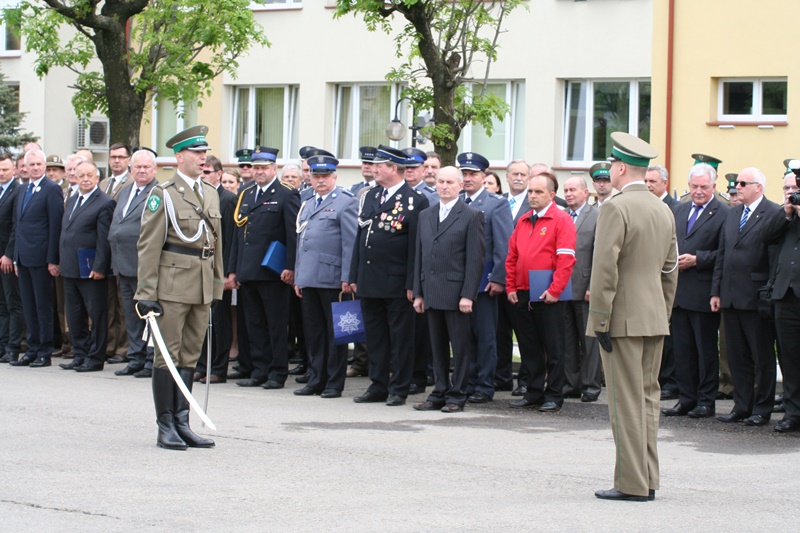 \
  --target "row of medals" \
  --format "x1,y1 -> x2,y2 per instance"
377,200 -> 410,233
